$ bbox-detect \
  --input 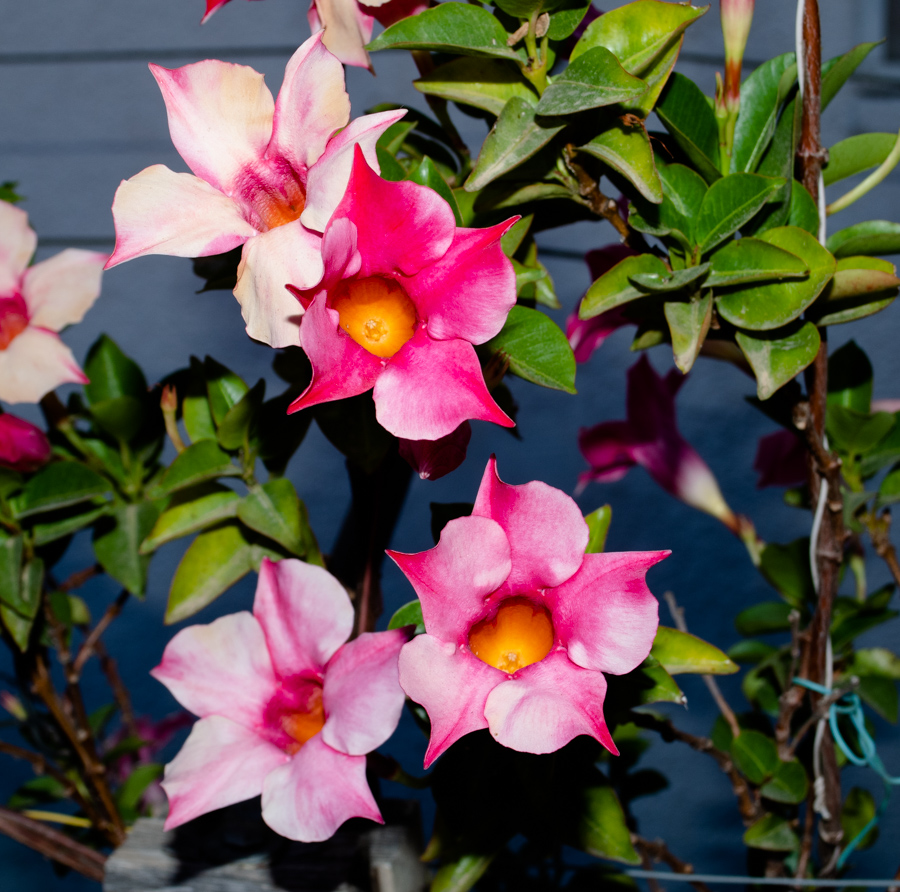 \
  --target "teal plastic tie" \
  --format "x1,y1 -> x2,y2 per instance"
793,677 -> 900,869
